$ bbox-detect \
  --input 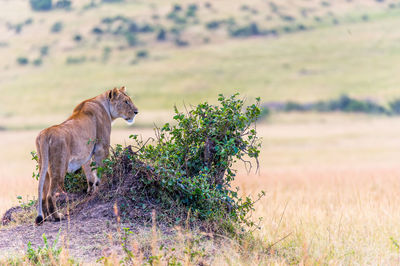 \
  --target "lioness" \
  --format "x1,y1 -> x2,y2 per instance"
35,86 -> 138,225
